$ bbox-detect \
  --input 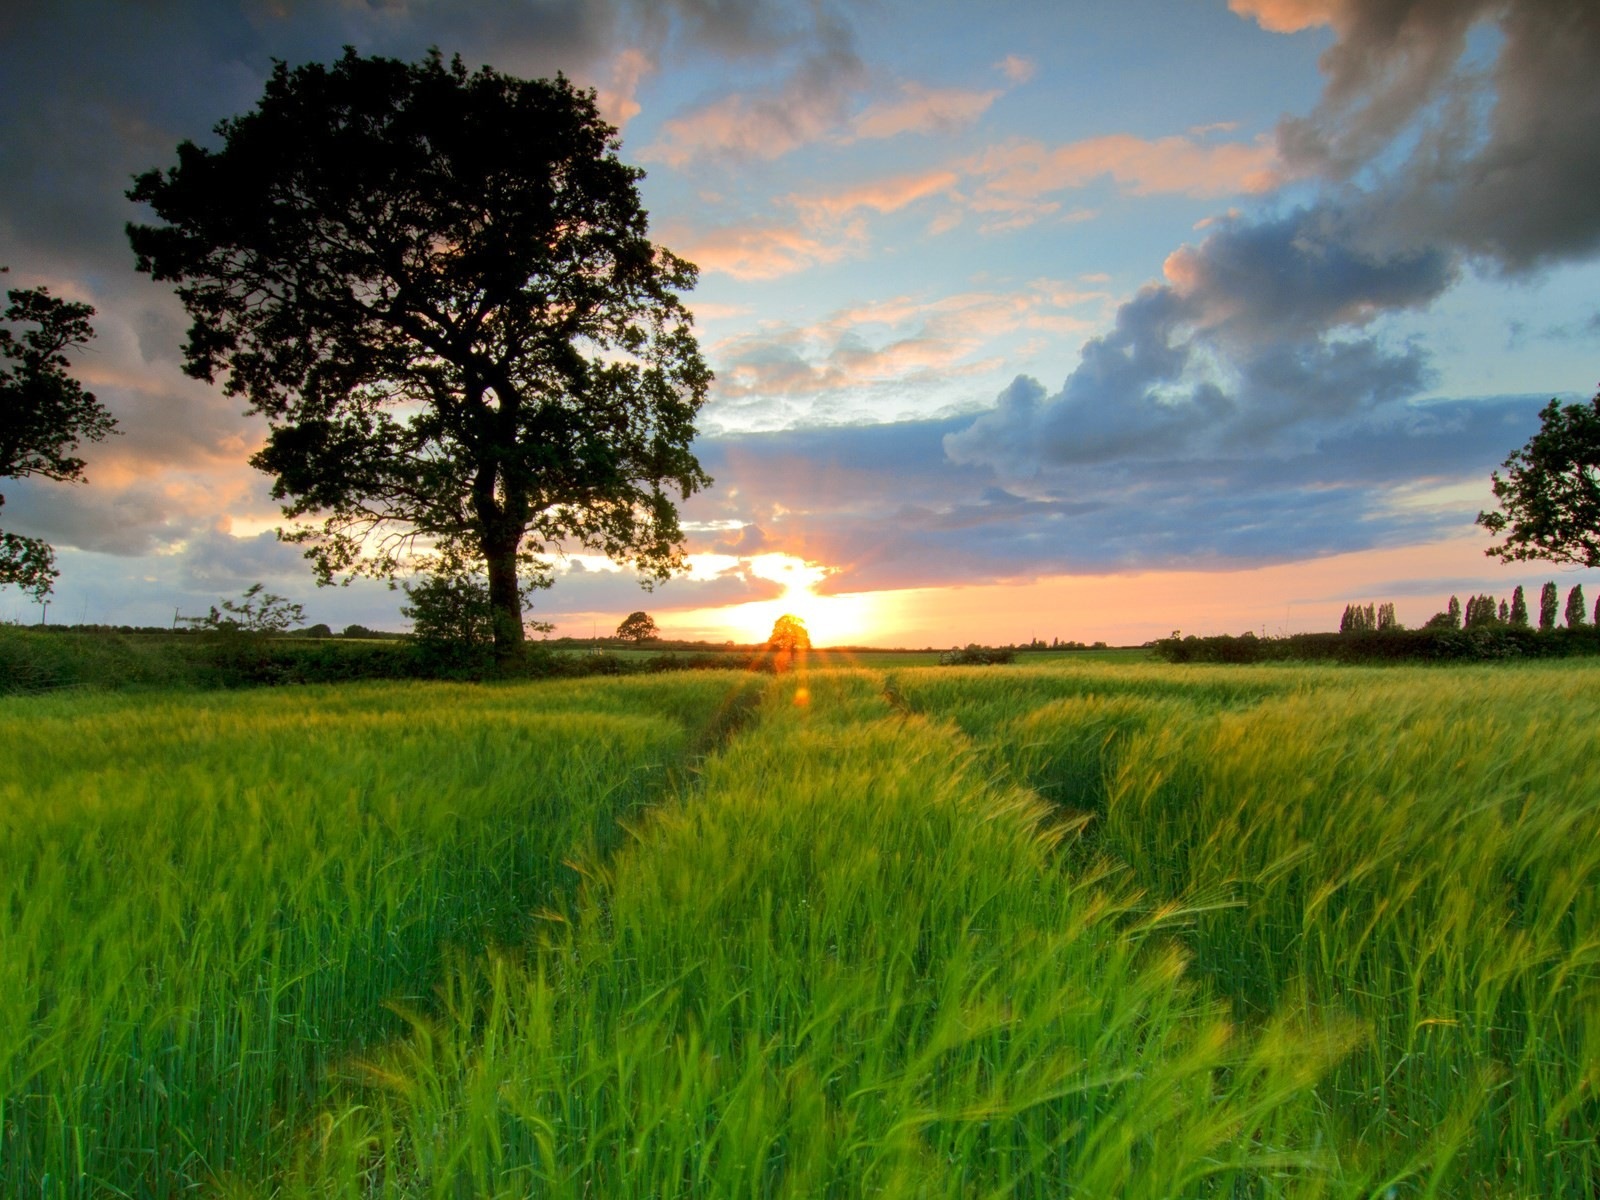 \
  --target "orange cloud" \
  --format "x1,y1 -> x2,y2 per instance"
851,82 -> 1000,140
967,133 -> 1281,204
790,168 -> 961,223
592,48 -> 652,132
778,127 -> 1281,249
1228,0 -> 1340,34
667,218 -> 863,281
643,90 -> 837,168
